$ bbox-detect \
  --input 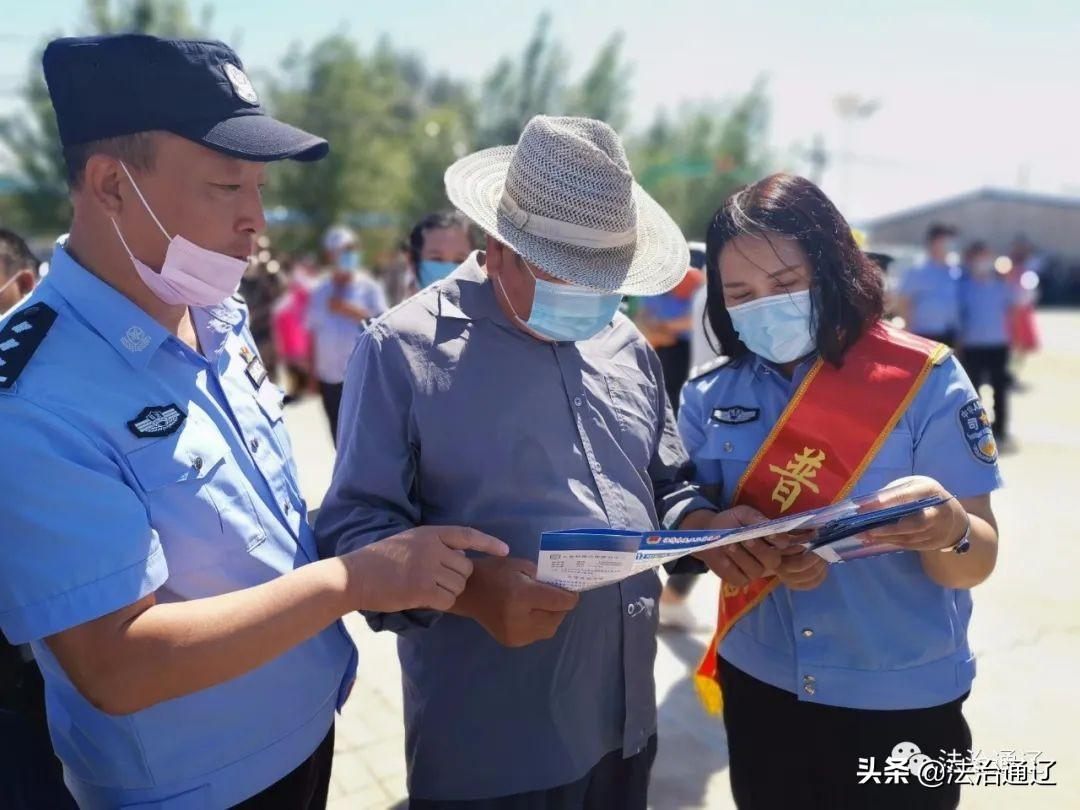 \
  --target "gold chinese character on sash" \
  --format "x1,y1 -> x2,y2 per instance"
721,582 -> 746,598
768,447 -> 826,512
